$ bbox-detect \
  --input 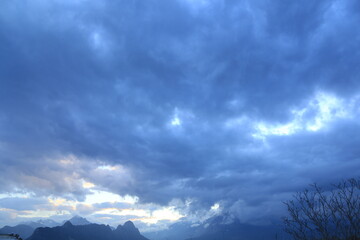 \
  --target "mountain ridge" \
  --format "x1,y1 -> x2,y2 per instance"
27,220 -> 149,240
